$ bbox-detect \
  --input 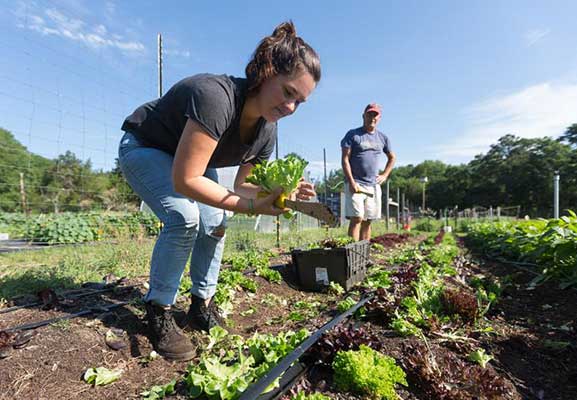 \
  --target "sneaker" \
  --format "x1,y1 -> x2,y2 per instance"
184,296 -> 221,332
145,302 -> 195,361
